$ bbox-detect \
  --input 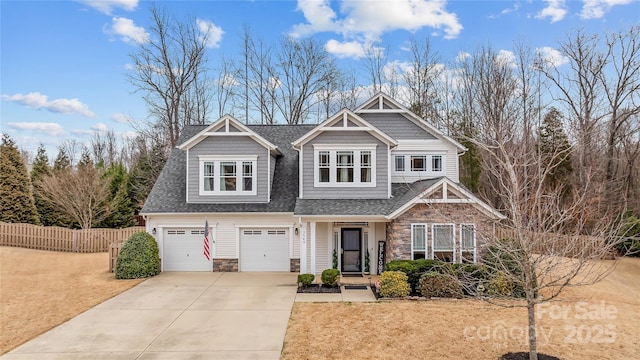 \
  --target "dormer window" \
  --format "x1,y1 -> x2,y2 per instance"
313,145 -> 377,187
199,155 -> 257,195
